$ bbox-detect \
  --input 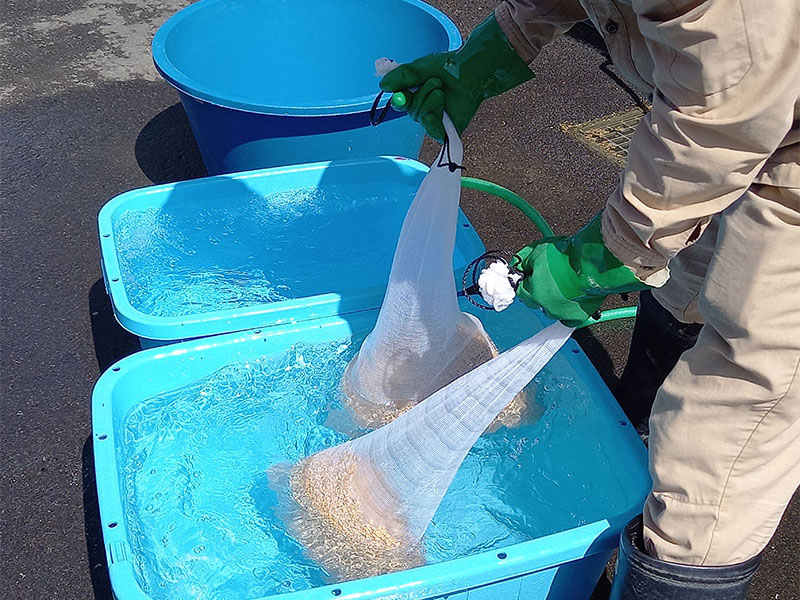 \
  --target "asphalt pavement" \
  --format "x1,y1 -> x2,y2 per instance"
1,2 -> 797,599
